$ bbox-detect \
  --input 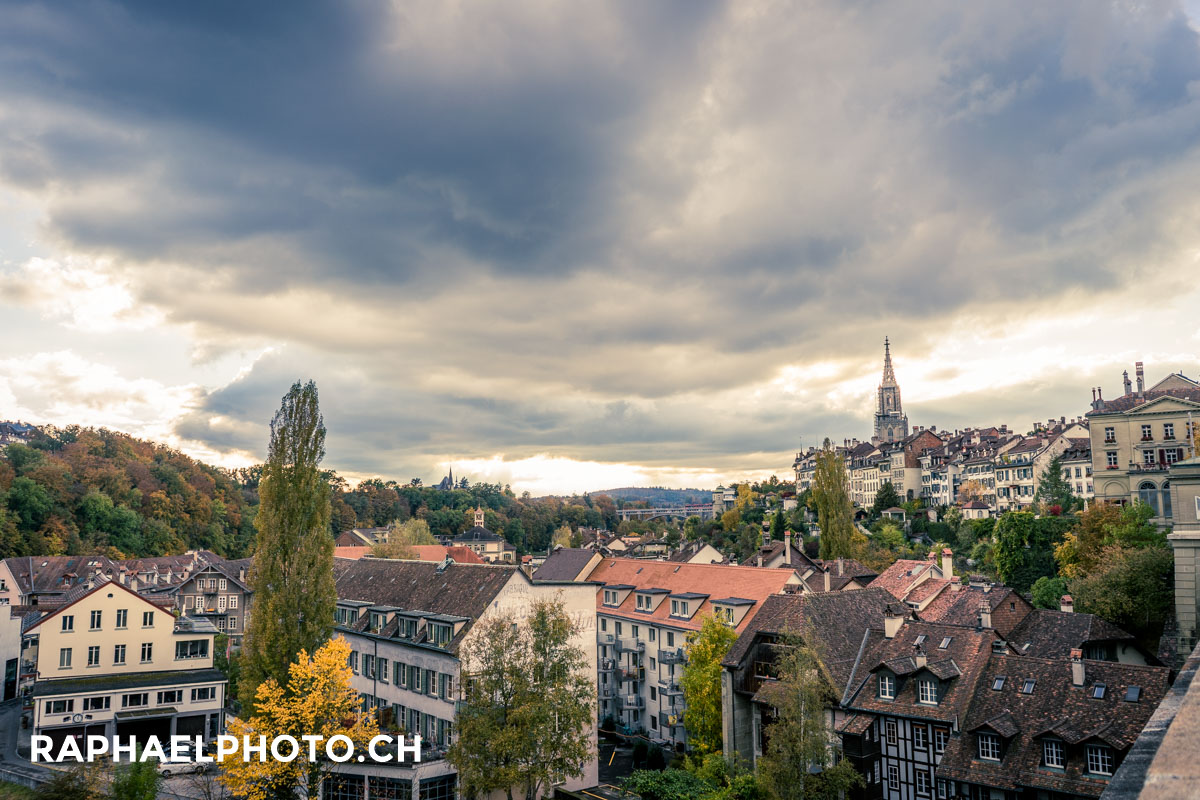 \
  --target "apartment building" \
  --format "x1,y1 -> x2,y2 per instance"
1087,363 -> 1200,523
449,507 -> 517,563
583,558 -> 801,750
176,560 -> 253,645
332,557 -> 598,800
23,579 -> 225,749
1060,443 -> 1095,503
